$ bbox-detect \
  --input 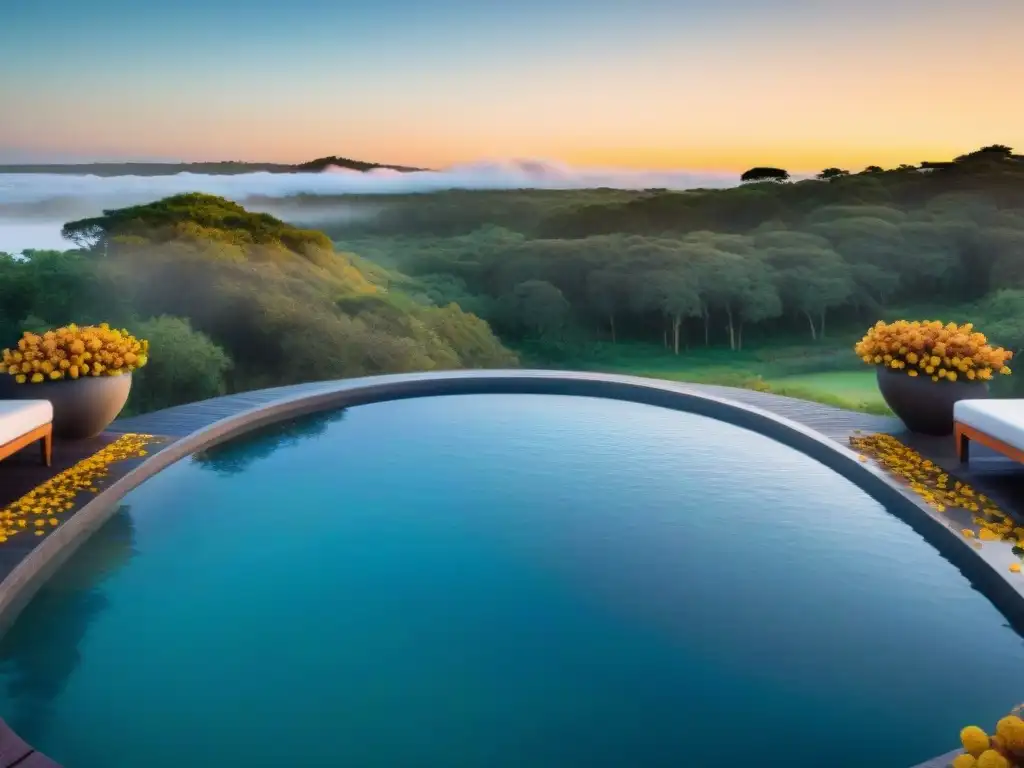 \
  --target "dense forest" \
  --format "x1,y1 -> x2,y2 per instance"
320,146 -> 1024,364
2,144 -> 1024,413
0,195 -> 515,413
